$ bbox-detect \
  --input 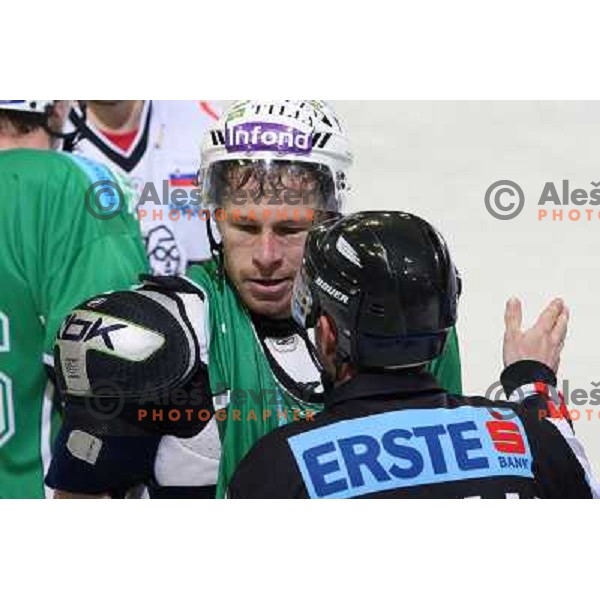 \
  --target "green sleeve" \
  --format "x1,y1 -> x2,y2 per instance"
42,234 -> 148,354
427,326 -> 462,394
37,158 -> 148,354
